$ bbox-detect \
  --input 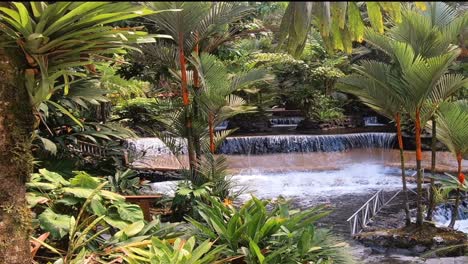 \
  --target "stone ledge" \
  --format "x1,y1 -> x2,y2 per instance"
355,223 -> 467,257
